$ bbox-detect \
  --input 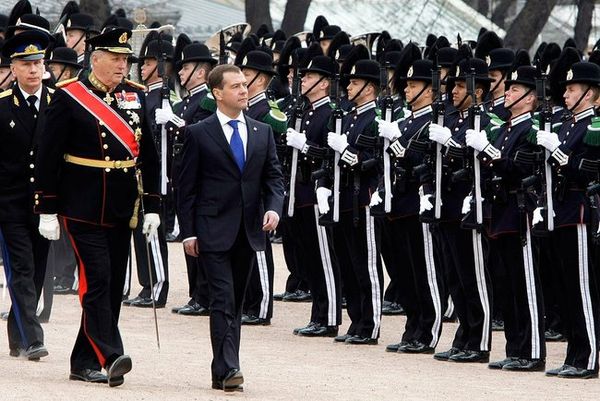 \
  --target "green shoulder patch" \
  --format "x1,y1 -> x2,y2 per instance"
199,93 -> 216,113
552,121 -> 562,133
169,89 -> 181,105
485,123 -> 503,143
526,124 -> 539,145
486,112 -> 504,127
0,89 -> 12,99
584,116 -> 600,146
